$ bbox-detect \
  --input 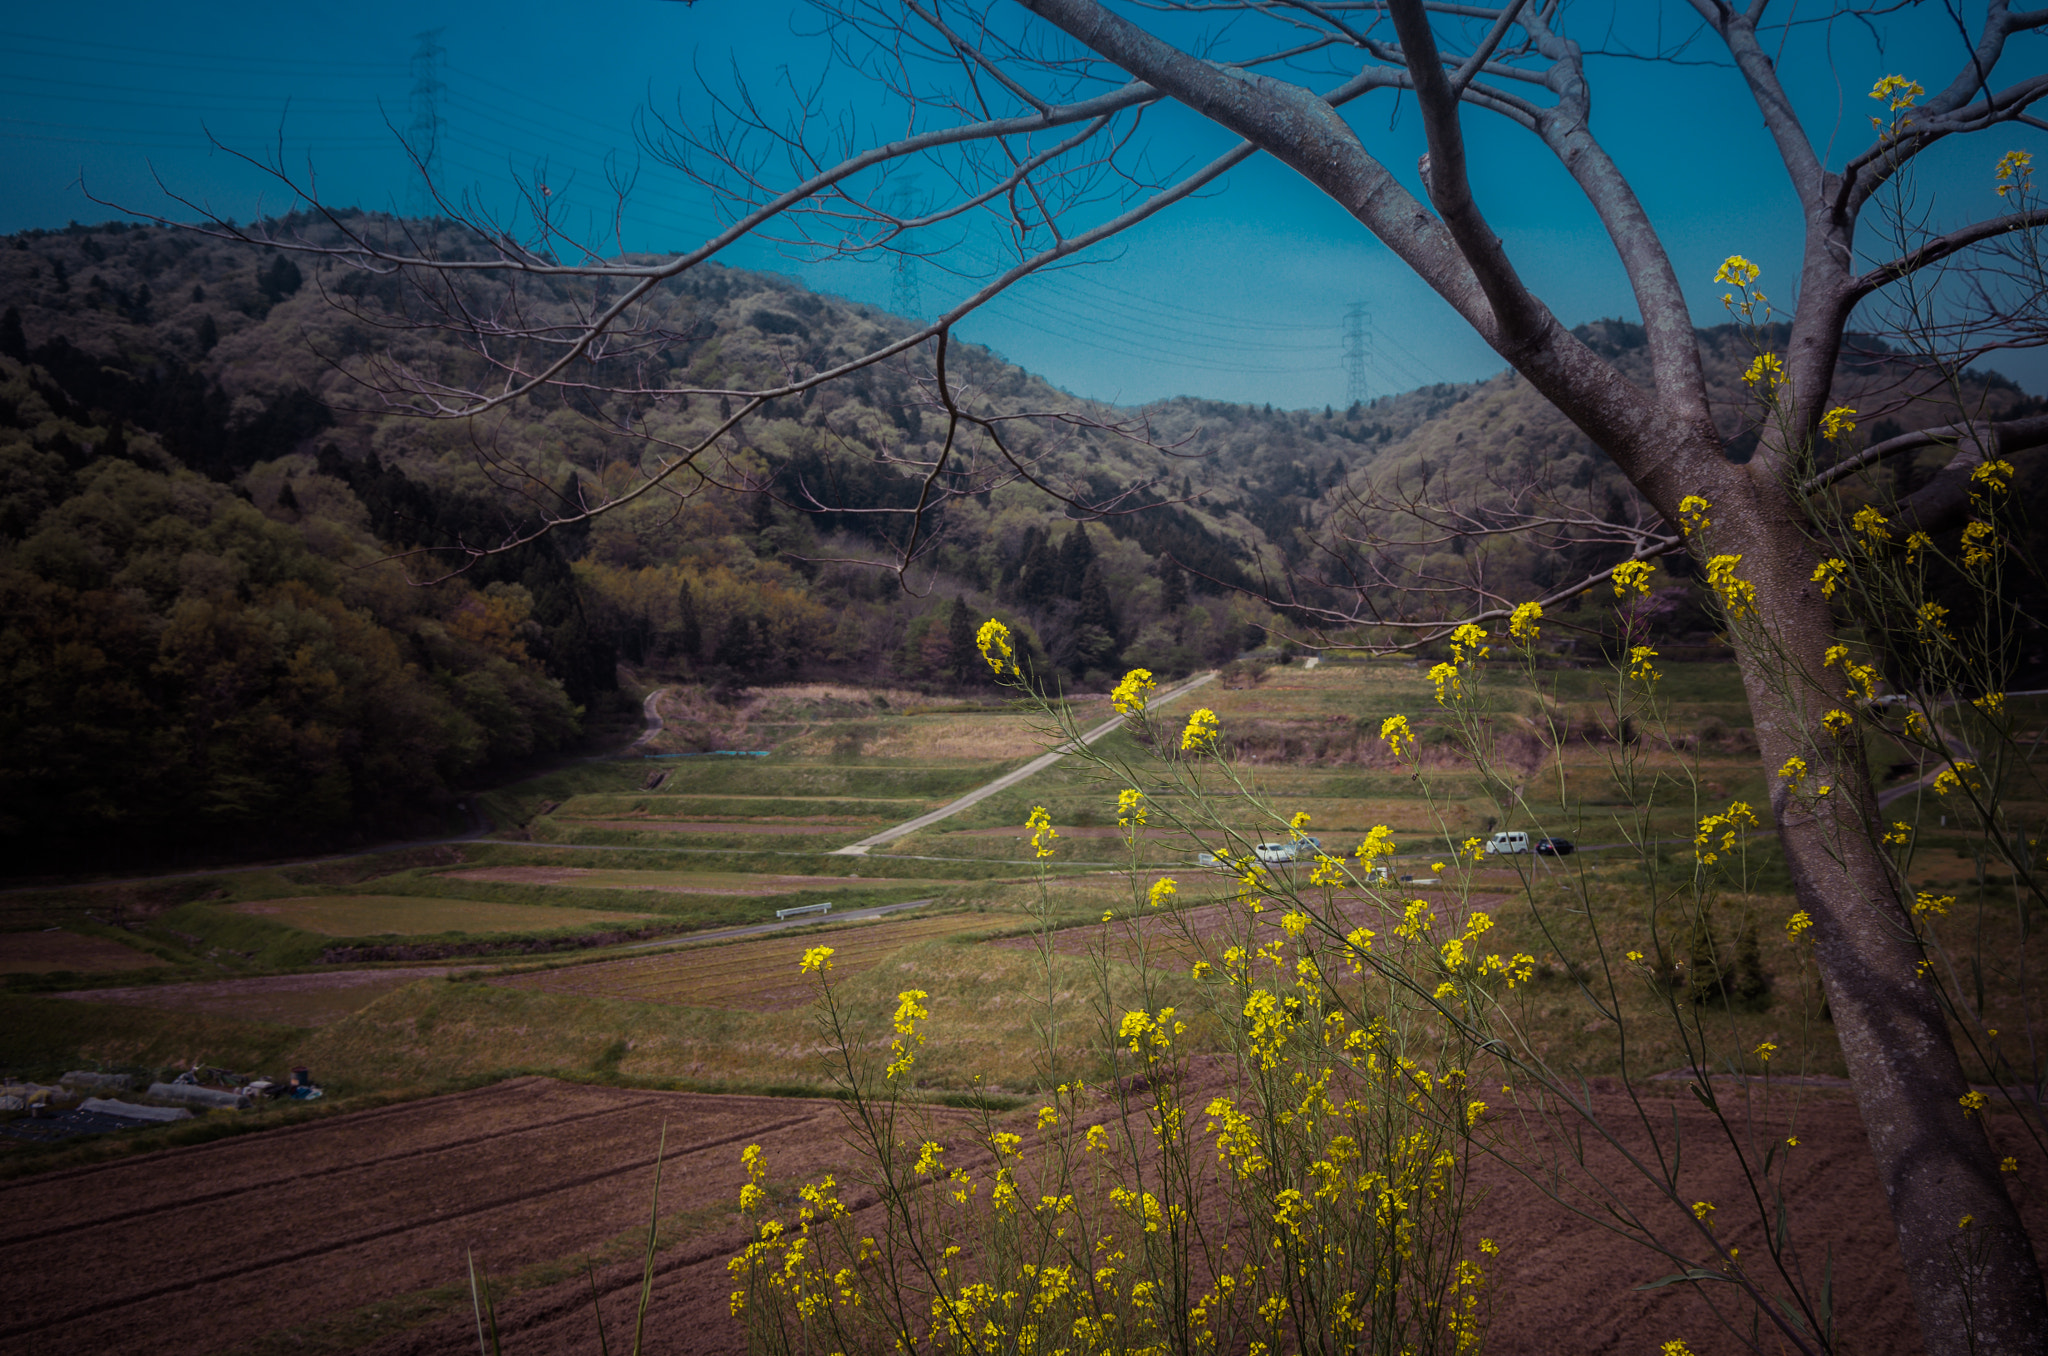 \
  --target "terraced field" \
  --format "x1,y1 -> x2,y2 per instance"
230,895 -> 658,936
0,930 -> 165,975
494,910 -> 998,1010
